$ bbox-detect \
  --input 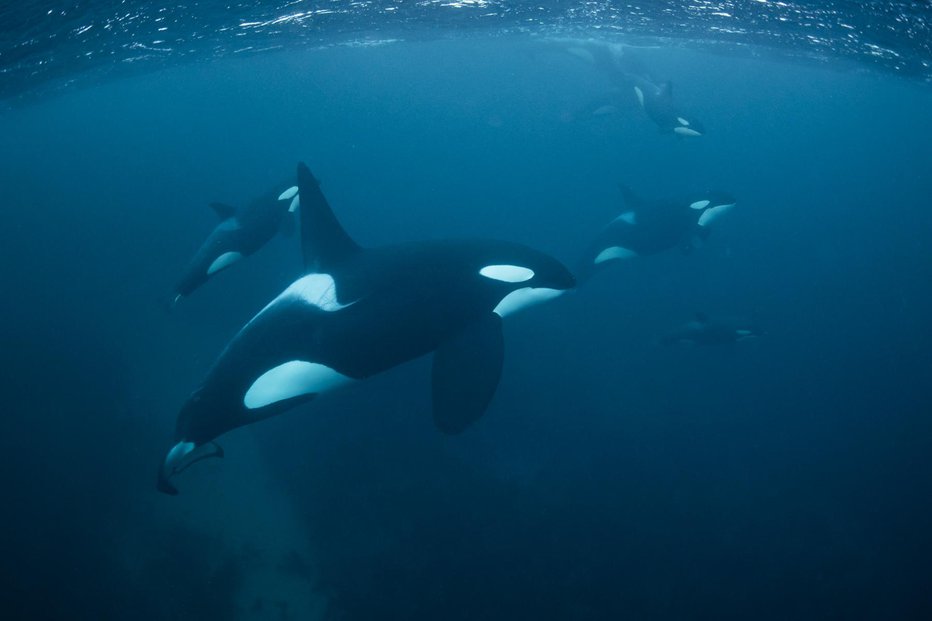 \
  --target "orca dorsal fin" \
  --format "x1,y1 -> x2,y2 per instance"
209,202 -> 236,219
618,183 -> 642,210
296,162 -> 361,273
695,312 -> 710,324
